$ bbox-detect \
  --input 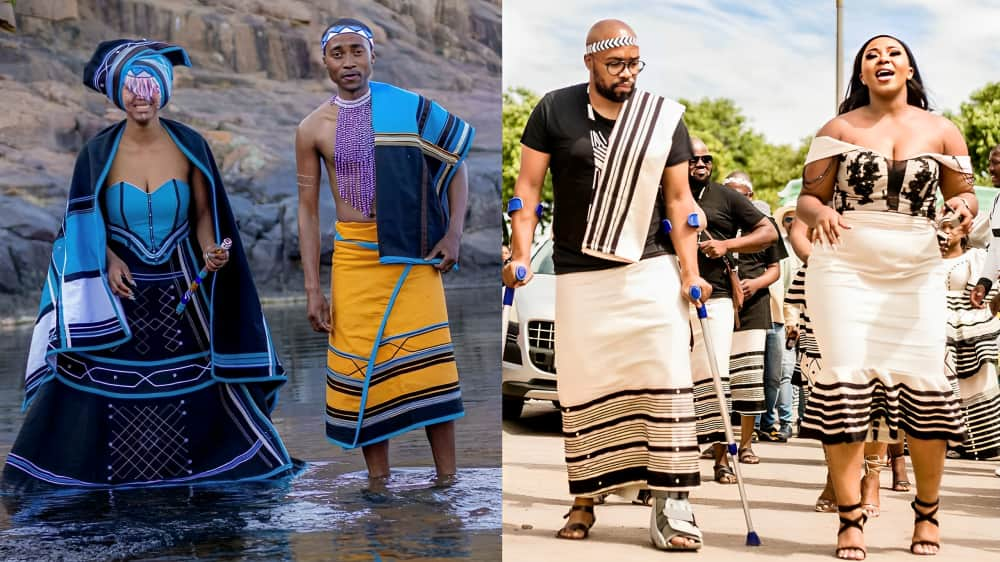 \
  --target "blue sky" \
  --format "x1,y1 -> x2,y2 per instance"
503,0 -> 1000,146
